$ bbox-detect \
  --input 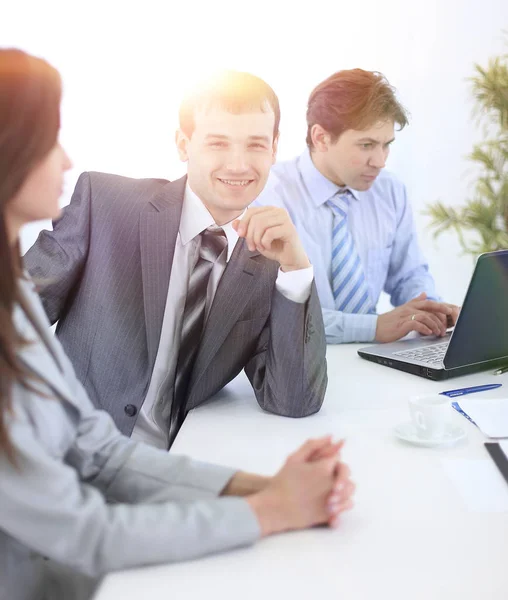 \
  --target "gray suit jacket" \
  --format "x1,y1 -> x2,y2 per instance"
24,173 -> 327,437
0,278 -> 260,600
